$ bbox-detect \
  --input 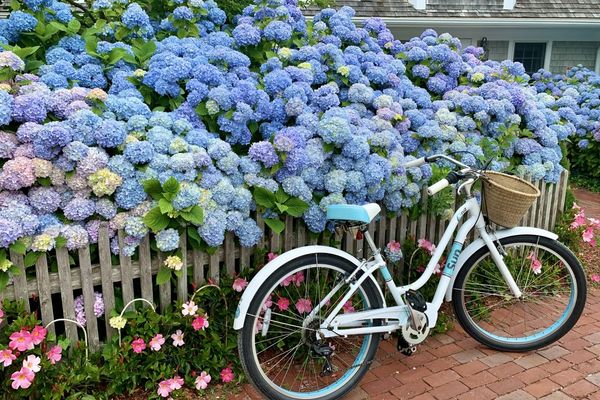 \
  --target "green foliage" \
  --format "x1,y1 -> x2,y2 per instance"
253,187 -> 308,234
